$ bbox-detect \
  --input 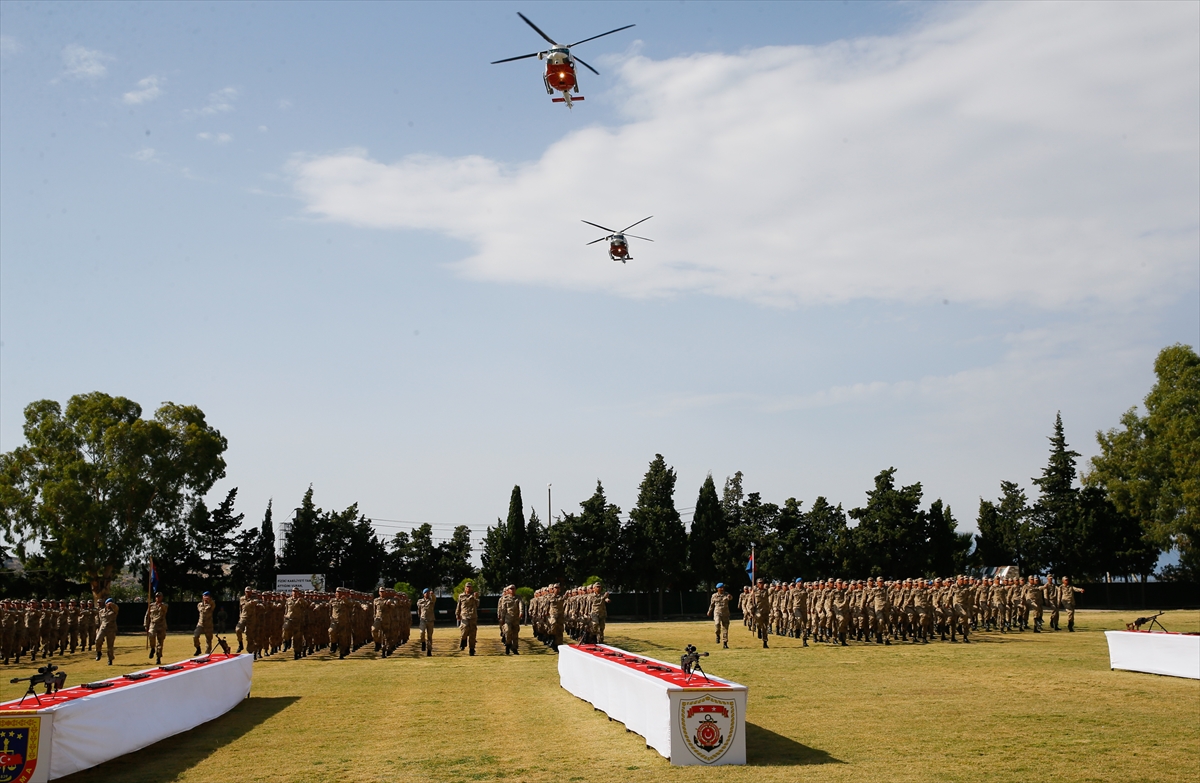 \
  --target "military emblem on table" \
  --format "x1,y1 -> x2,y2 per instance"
679,694 -> 736,763
0,717 -> 41,783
